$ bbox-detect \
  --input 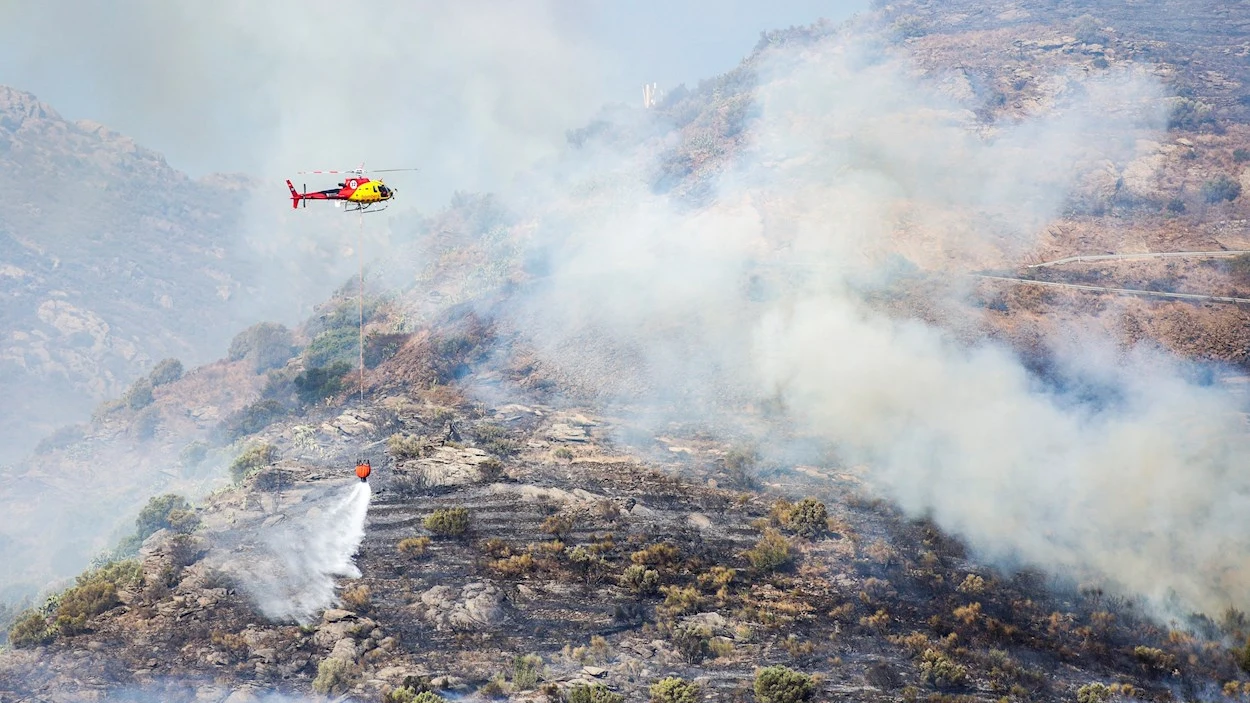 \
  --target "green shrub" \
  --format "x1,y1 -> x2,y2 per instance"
1073,14 -> 1105,44
785,498 -> 828,537
566,684 -> 624,703
568,546 -> 609,584
919,649 -> 968,689
1235,148 -> 1250,163
478,457 -> 505,482
7,610 -> 54,648
35,424 -> 87,453
1076,683 -> 1112,703
179,441 -> 209,468
311,657 -> 358,694
124,377 -> 154,410
136,494 -> 198,541
311,297 -> 381,335
650,676 -> 700,703
54,580 -> 117,635
670,623 -> 711,664
1169,98 -> 1215,130
294,361 -> 352,404
230,443 -> 277,483
304,328 -> 358,368
753,665 -> 815,703
50,560 -> 143,637
387,433 -> 425,459
1202,176 -> 1241,203
721,445 -> 758,487
482,438 -> 520,457
216,399 -> 287,442
131,405 -> 161,440
228,322 -> 296,372
384,680 -> 445,703
1132,645 -> 1177,673
148,358 -> 184,386
424,507 -> 470,536
745,529 -> 794,572
620,564 -> 661,595
512,653 -> 544,690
